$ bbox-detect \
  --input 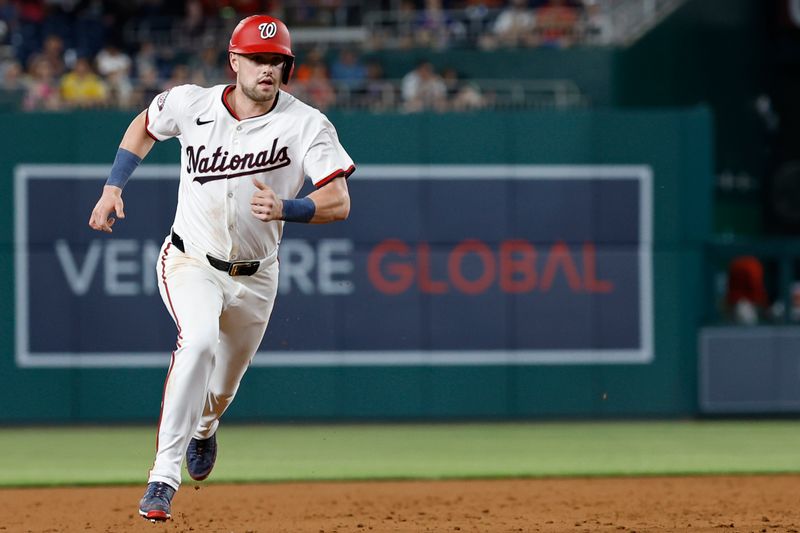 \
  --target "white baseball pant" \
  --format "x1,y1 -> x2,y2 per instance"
147,235 -> 278,490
